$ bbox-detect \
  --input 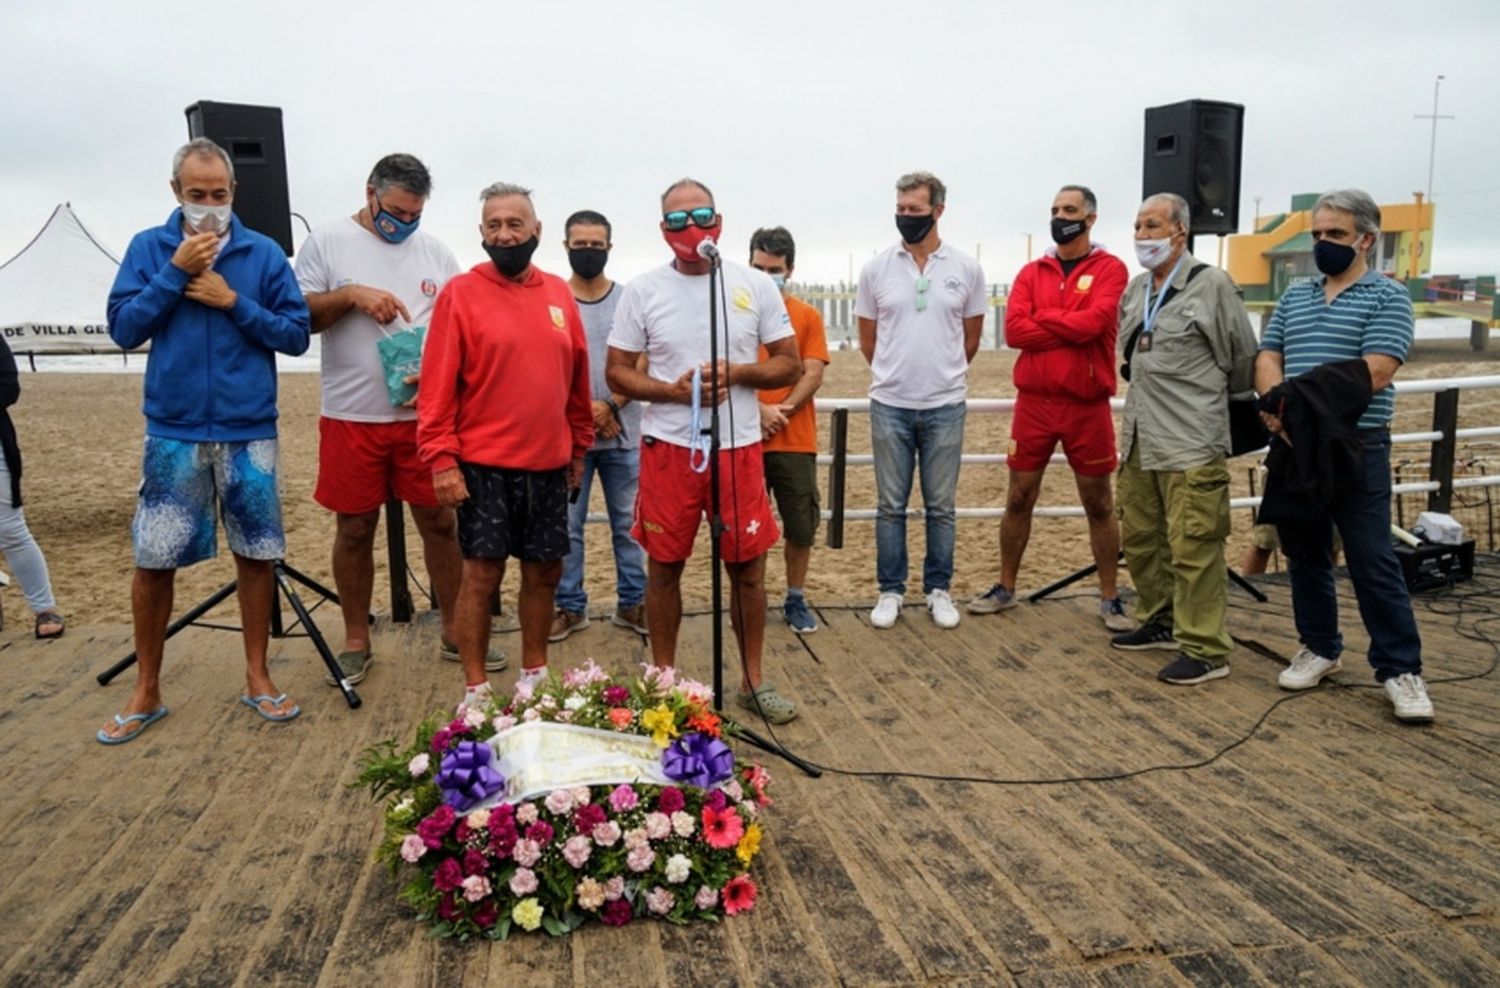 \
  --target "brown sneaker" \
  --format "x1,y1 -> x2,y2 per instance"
548,609 -> 589,642
611,604 -> 648,635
